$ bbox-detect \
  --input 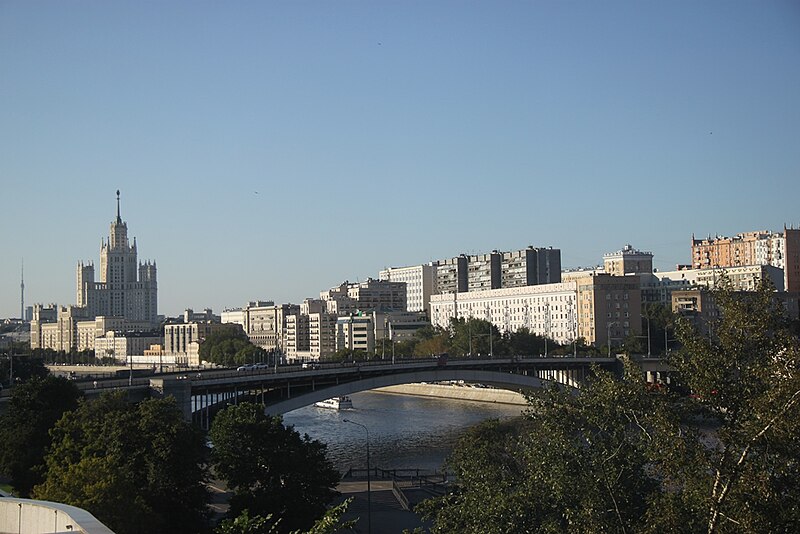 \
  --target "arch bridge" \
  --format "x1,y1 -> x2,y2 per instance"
180,356 -> 618,427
